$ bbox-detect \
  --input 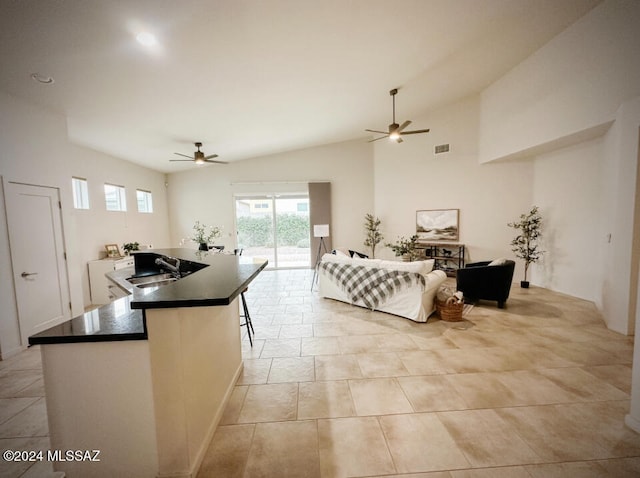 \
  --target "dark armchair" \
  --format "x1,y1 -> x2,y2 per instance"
456,260 -> 515,308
